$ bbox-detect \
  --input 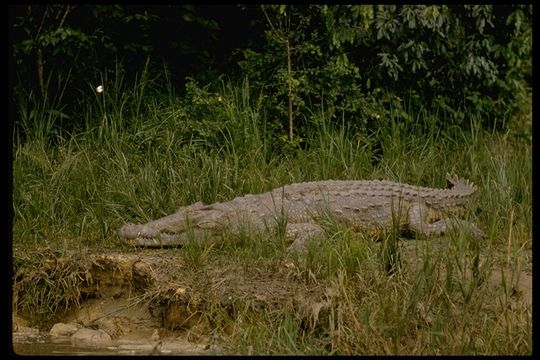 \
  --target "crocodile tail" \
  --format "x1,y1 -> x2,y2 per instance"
446,173 -> 478,194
